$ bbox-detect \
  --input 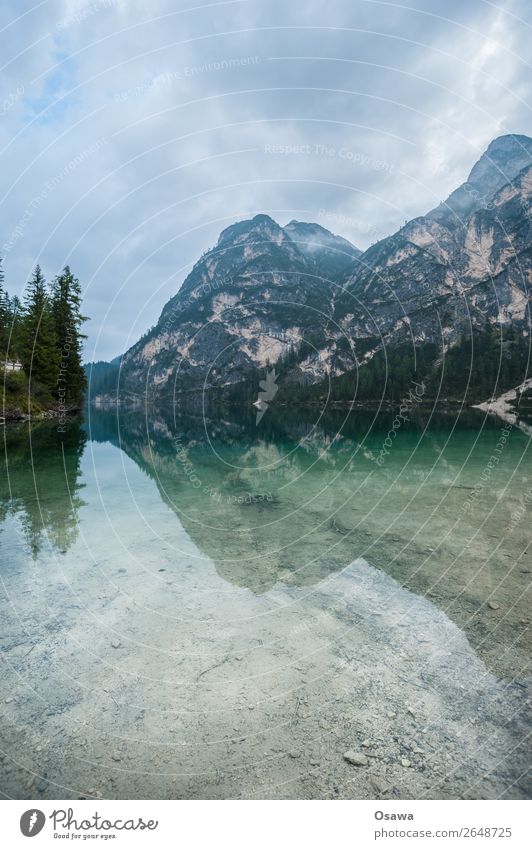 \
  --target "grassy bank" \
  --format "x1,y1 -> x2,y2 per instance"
1,369 -> 59,421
